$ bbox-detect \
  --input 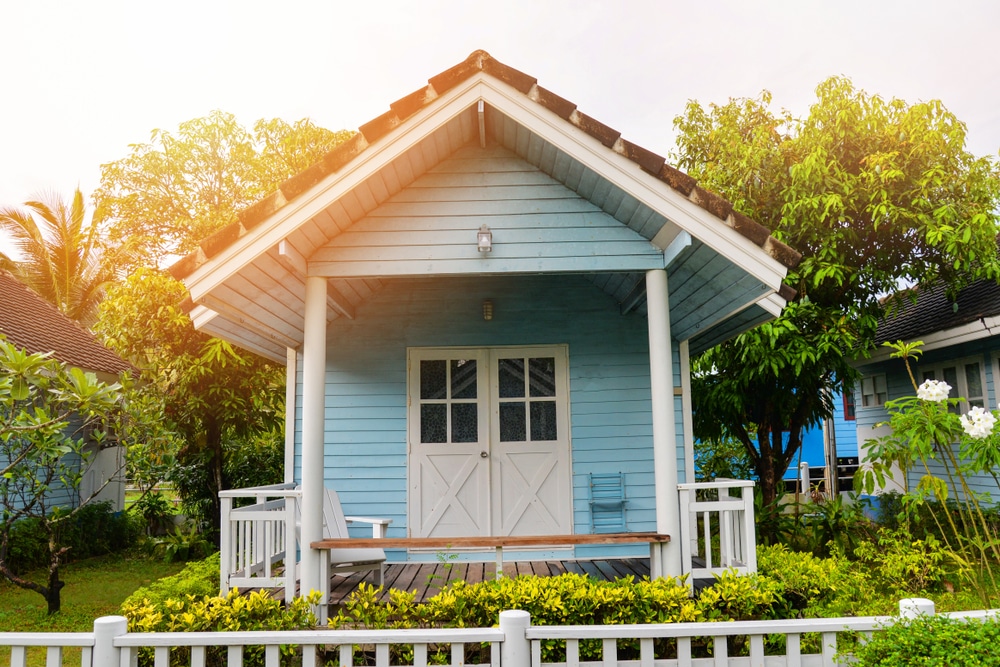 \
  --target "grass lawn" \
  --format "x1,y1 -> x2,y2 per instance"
0,553 -> 185,666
